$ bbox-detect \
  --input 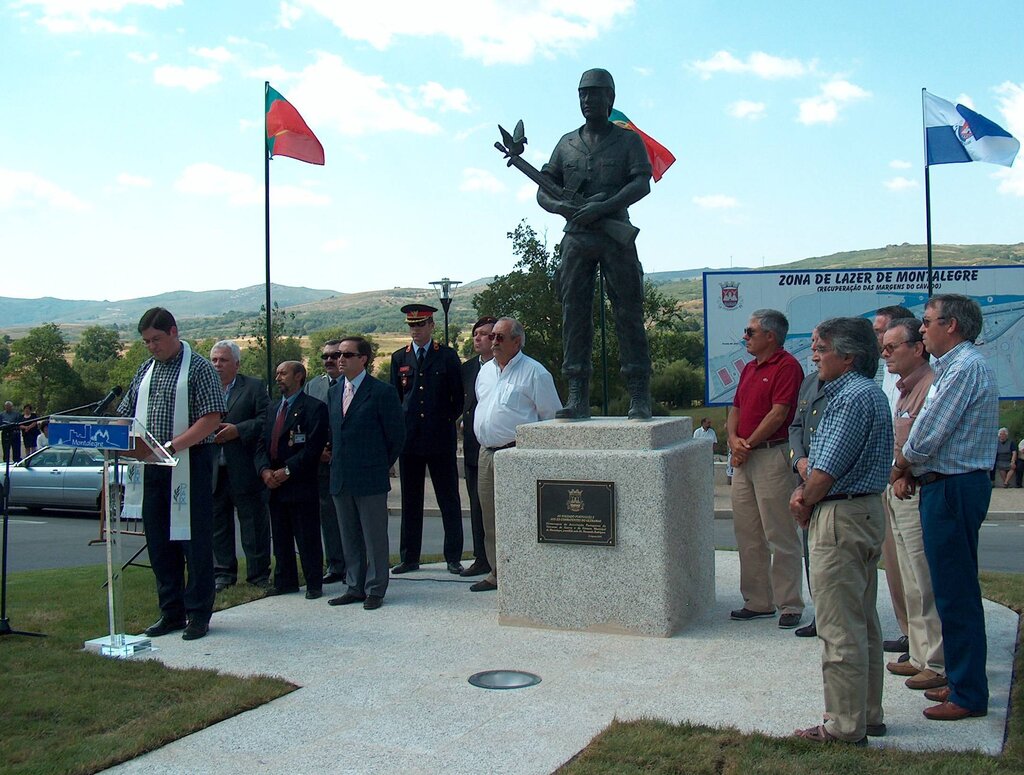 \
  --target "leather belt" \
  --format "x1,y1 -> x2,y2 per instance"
916,471 -> 949,486
820,493 -> 876,502
751,439 -> 787,450
486,442 -> 516,452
